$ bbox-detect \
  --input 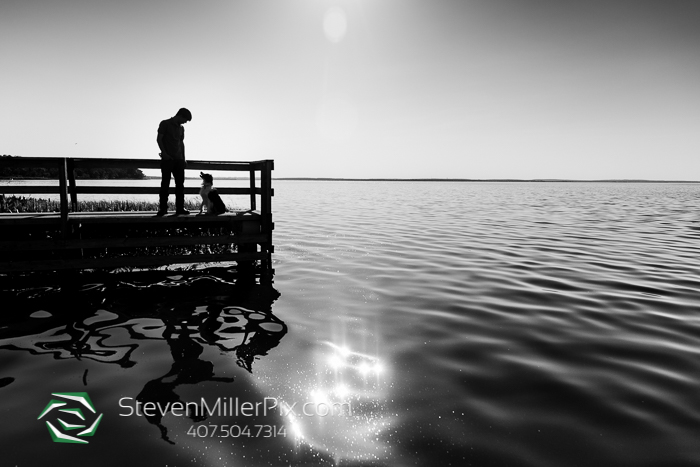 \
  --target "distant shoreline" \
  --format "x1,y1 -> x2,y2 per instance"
3,177 -> 699,183
273,178 -> 700,183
